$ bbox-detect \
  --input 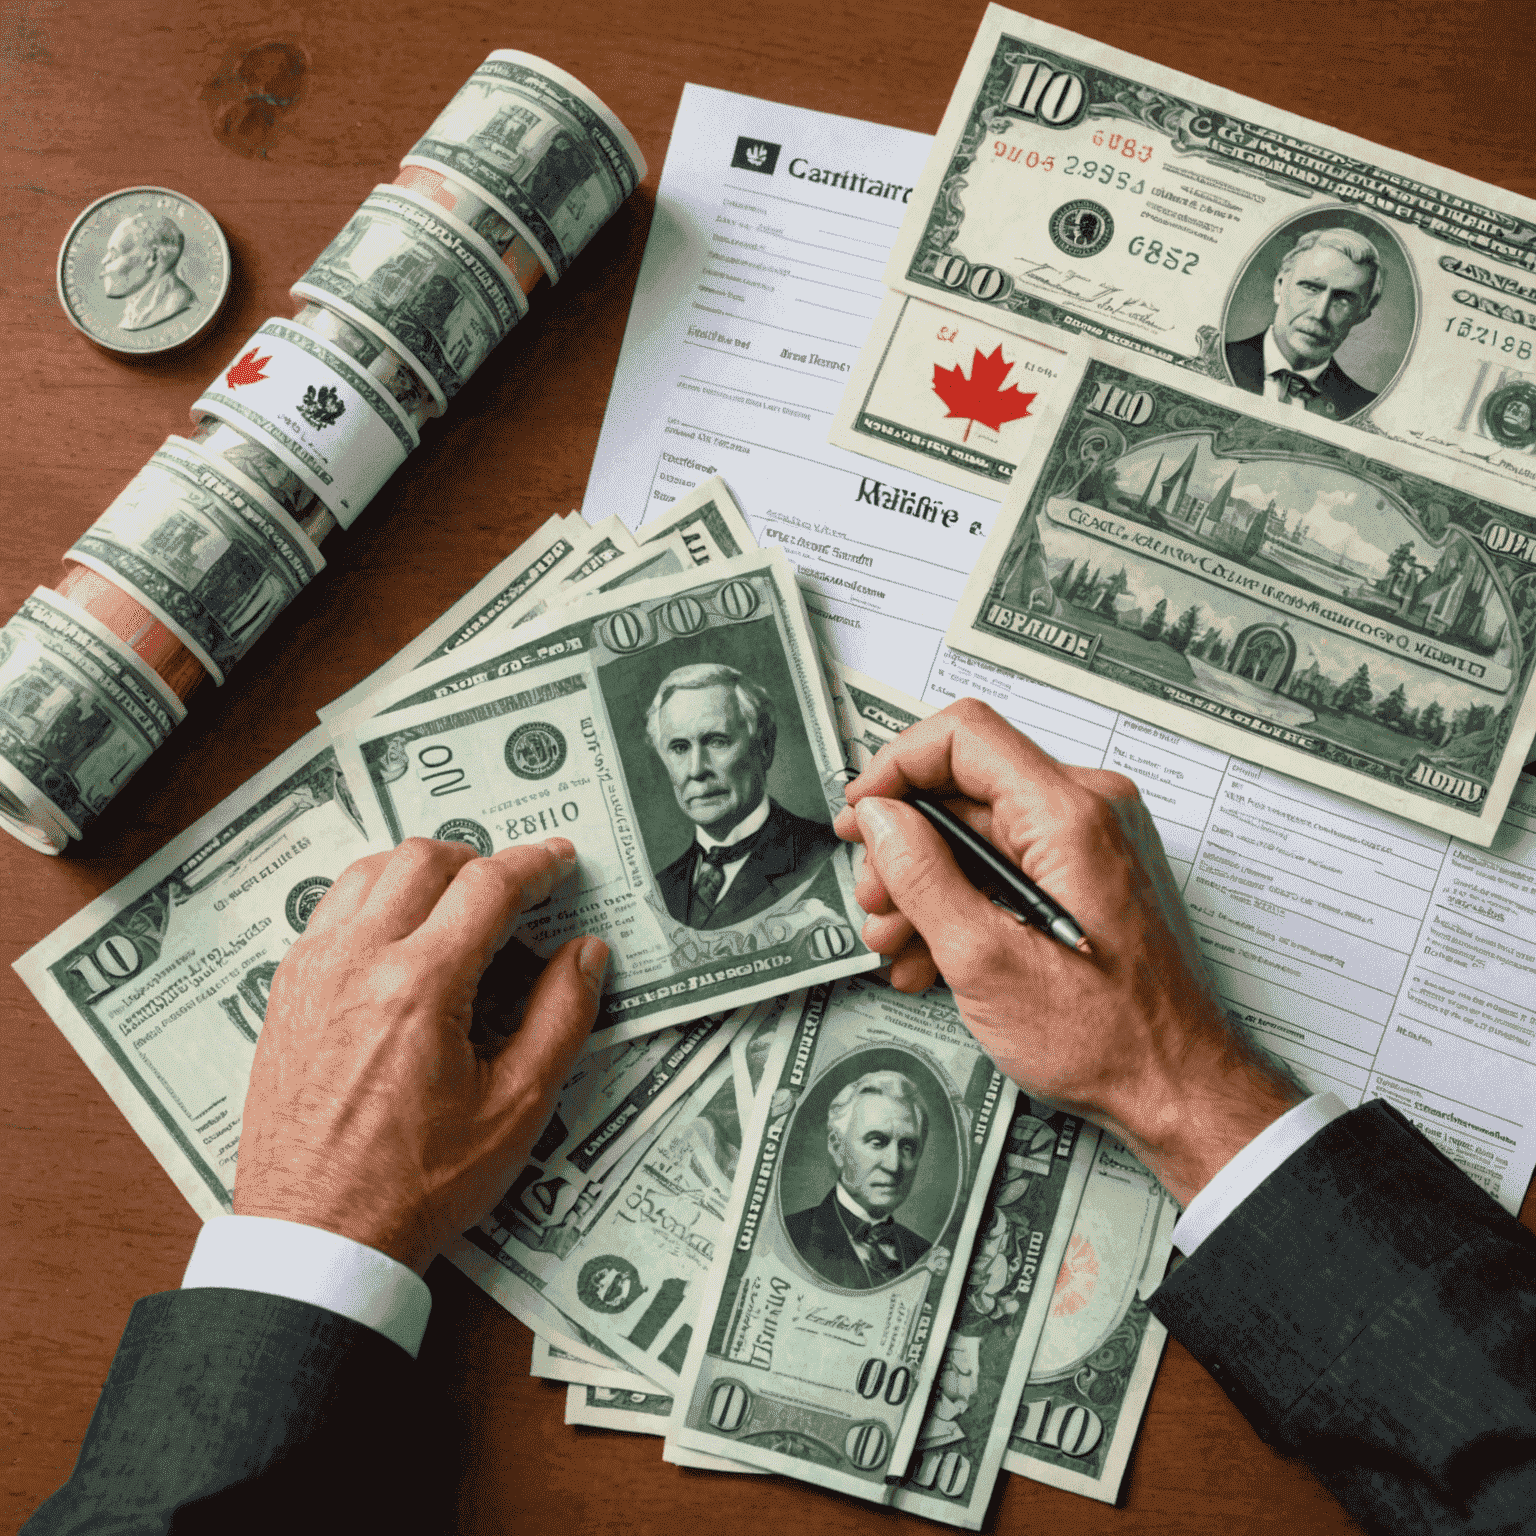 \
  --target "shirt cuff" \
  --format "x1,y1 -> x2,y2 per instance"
1171,1092 -> 1349,1256
181,1214 -> 432,1358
